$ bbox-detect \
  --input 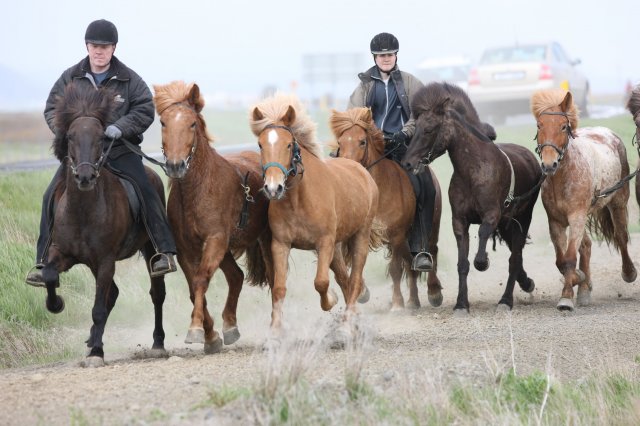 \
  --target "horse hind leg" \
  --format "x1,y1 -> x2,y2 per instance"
425,241 -> 443,307
219,253 -> 244,346
608,203 -> 637,283
85,266 -> 119,367
329,244 -> 351,304
388,242 -> 407,311
315,239 -> 338,312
